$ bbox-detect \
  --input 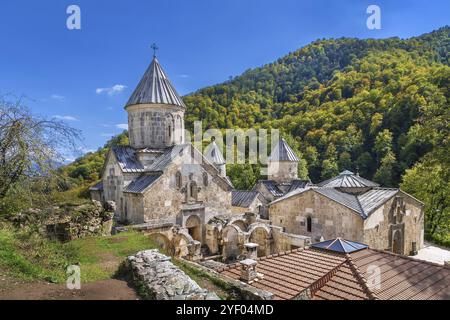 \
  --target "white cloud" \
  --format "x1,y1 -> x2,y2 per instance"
116,123 -> 128,130
53,115 -> 79,121
178,74 -> 189,78
50,94 -> 65,101
96,84 -> 127,95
